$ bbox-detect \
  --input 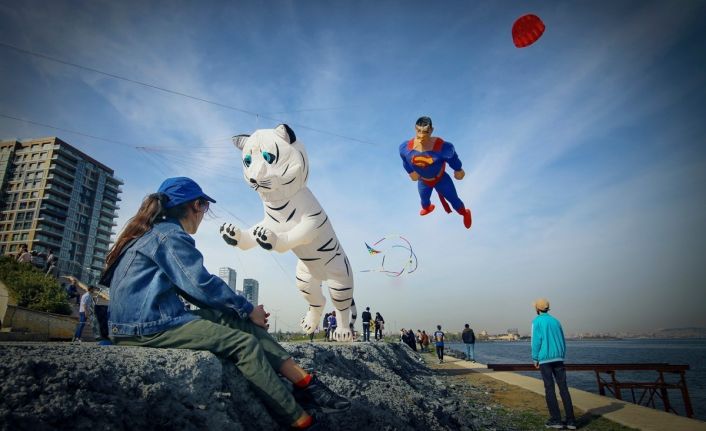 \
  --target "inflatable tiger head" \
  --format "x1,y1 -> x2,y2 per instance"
232,124 -> 310,202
